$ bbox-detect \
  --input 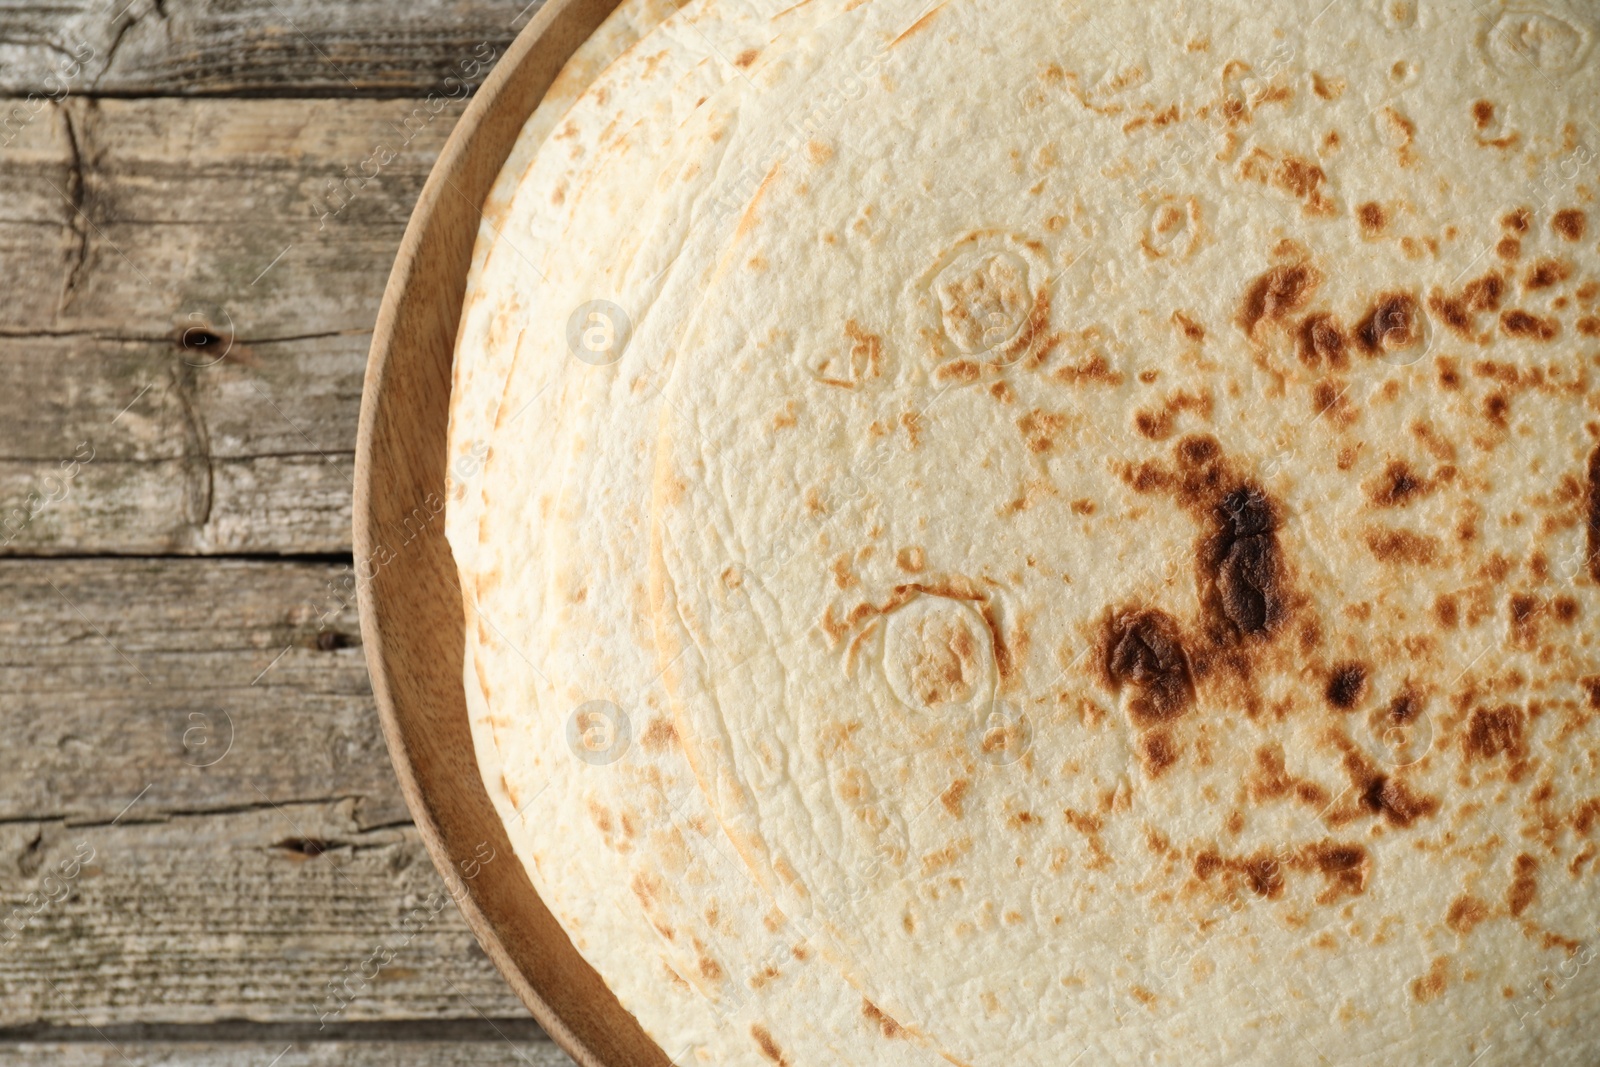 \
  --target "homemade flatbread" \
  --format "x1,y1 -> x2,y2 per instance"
451,1 -> 1600,1063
